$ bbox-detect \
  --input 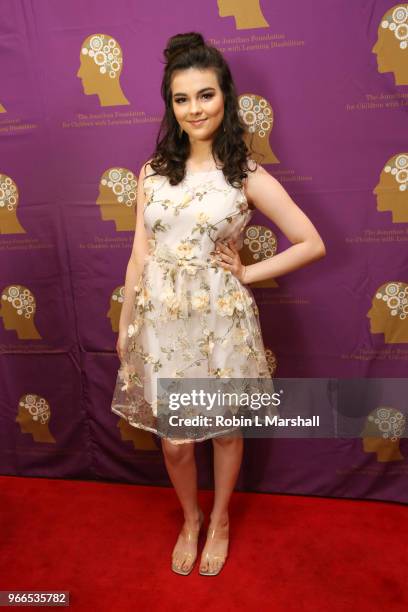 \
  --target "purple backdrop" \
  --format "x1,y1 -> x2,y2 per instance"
1,0 -> 408,503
